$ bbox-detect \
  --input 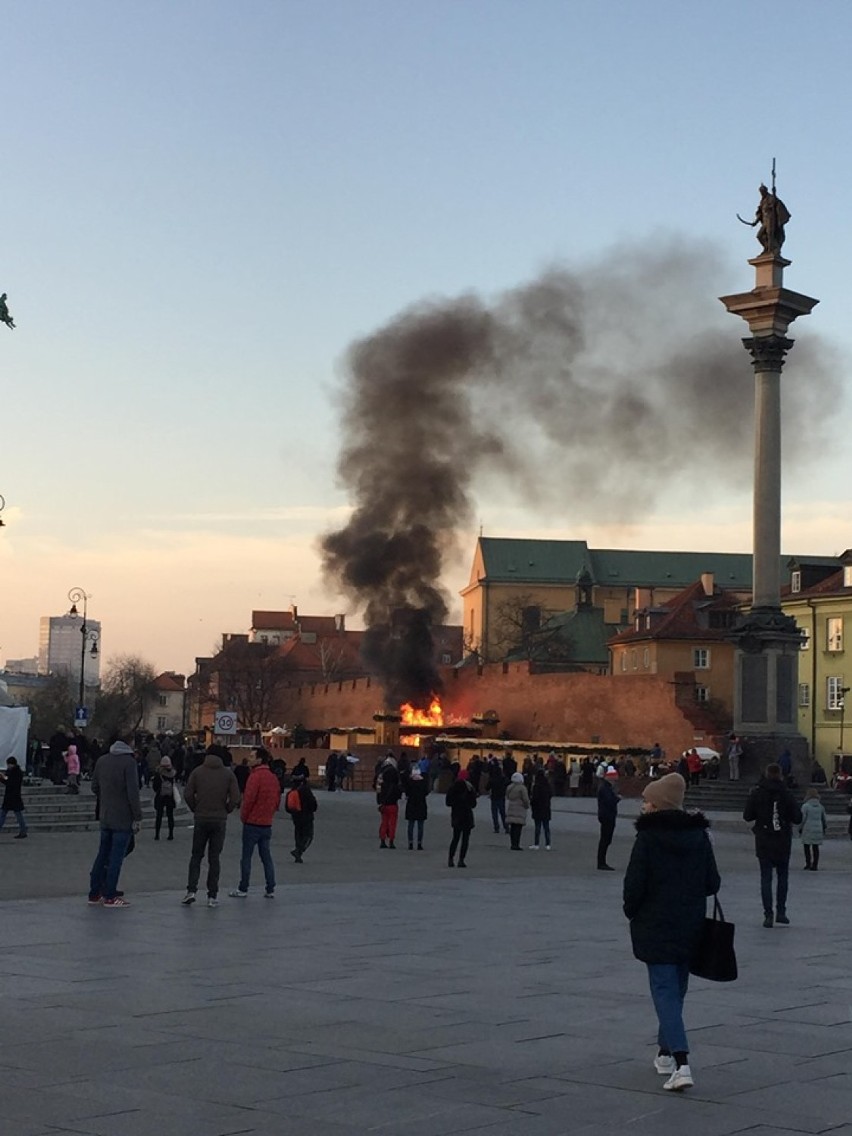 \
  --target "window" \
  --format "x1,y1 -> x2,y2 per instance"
798,683 -> 810,708
791,570 -> 801,593
156,715 -> 168,730
828,617 -> 844,653
631,649 -> 638,670
827,676 -> 847,711
620,653 -> 627,672
693,648 -> 711,669
643,648 -> 650,668
441,652 -> 452,665
695,685 -> 710,703
845,566 -> 852,587
800,627 -> 811,651
157,694 -> 167,707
